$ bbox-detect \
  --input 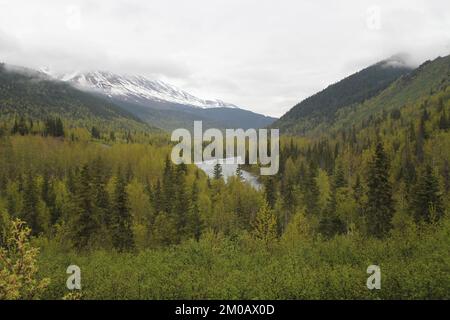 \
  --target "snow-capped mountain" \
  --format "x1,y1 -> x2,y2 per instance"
47,70 -> 239,110
38,67 -> 276,131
